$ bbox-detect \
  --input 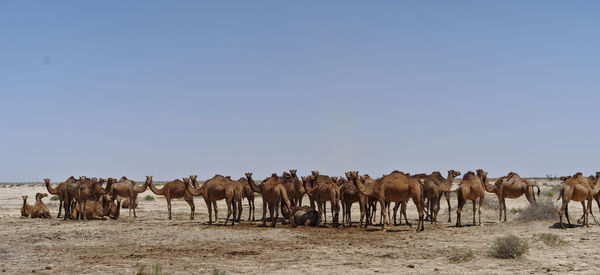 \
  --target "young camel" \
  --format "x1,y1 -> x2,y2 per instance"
490,172 -> 540,222
234,176 -> 255,221
149,178 -> 195,220
455,169 -> 494,227
340,173 -> 367,227
303,171 -> 340,227
558,173 -> 600,229
109,176 -> 152,217
21,196 -> 32,217
31,193 -> 51,218
348,171 -> 425,231
44,177 -> 76,218
245,173 -> 292,227
186,175 -> 241,226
